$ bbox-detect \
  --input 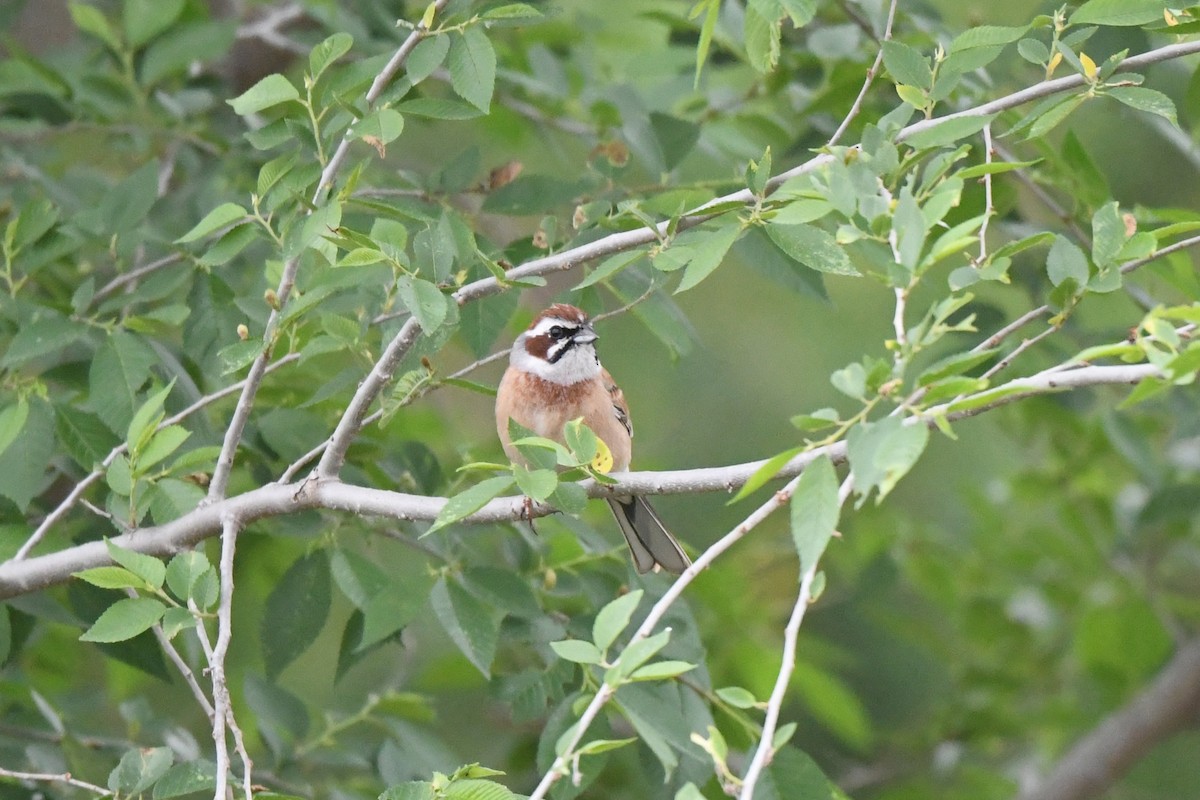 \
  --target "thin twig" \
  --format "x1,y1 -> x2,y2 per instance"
0,767 -> 112,796
91,253 -> 185,307
210,513 -> 241,800
978,122 -> 993,262
129,587 -> 216,720
738,475 -> 855,798
827,0 -> 899,147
